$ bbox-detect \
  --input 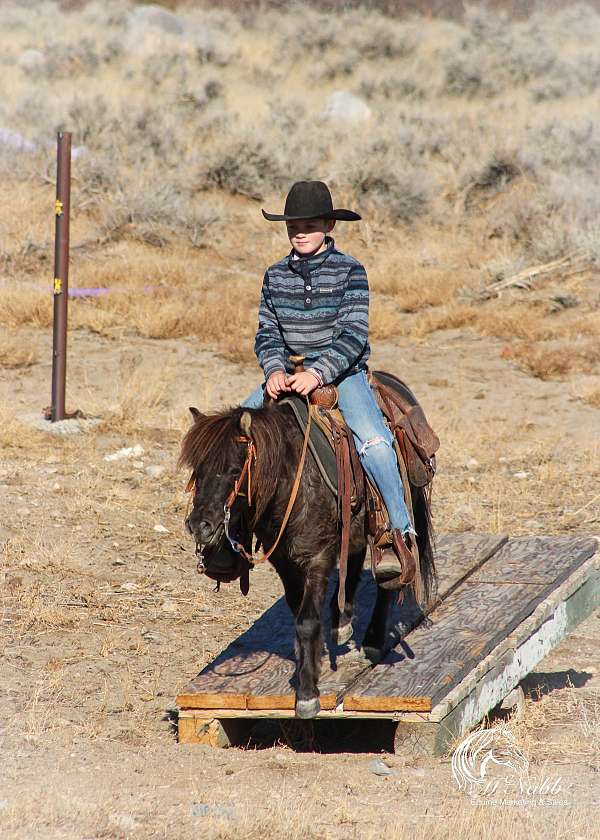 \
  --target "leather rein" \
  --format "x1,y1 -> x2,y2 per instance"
186,403 -> 313,567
